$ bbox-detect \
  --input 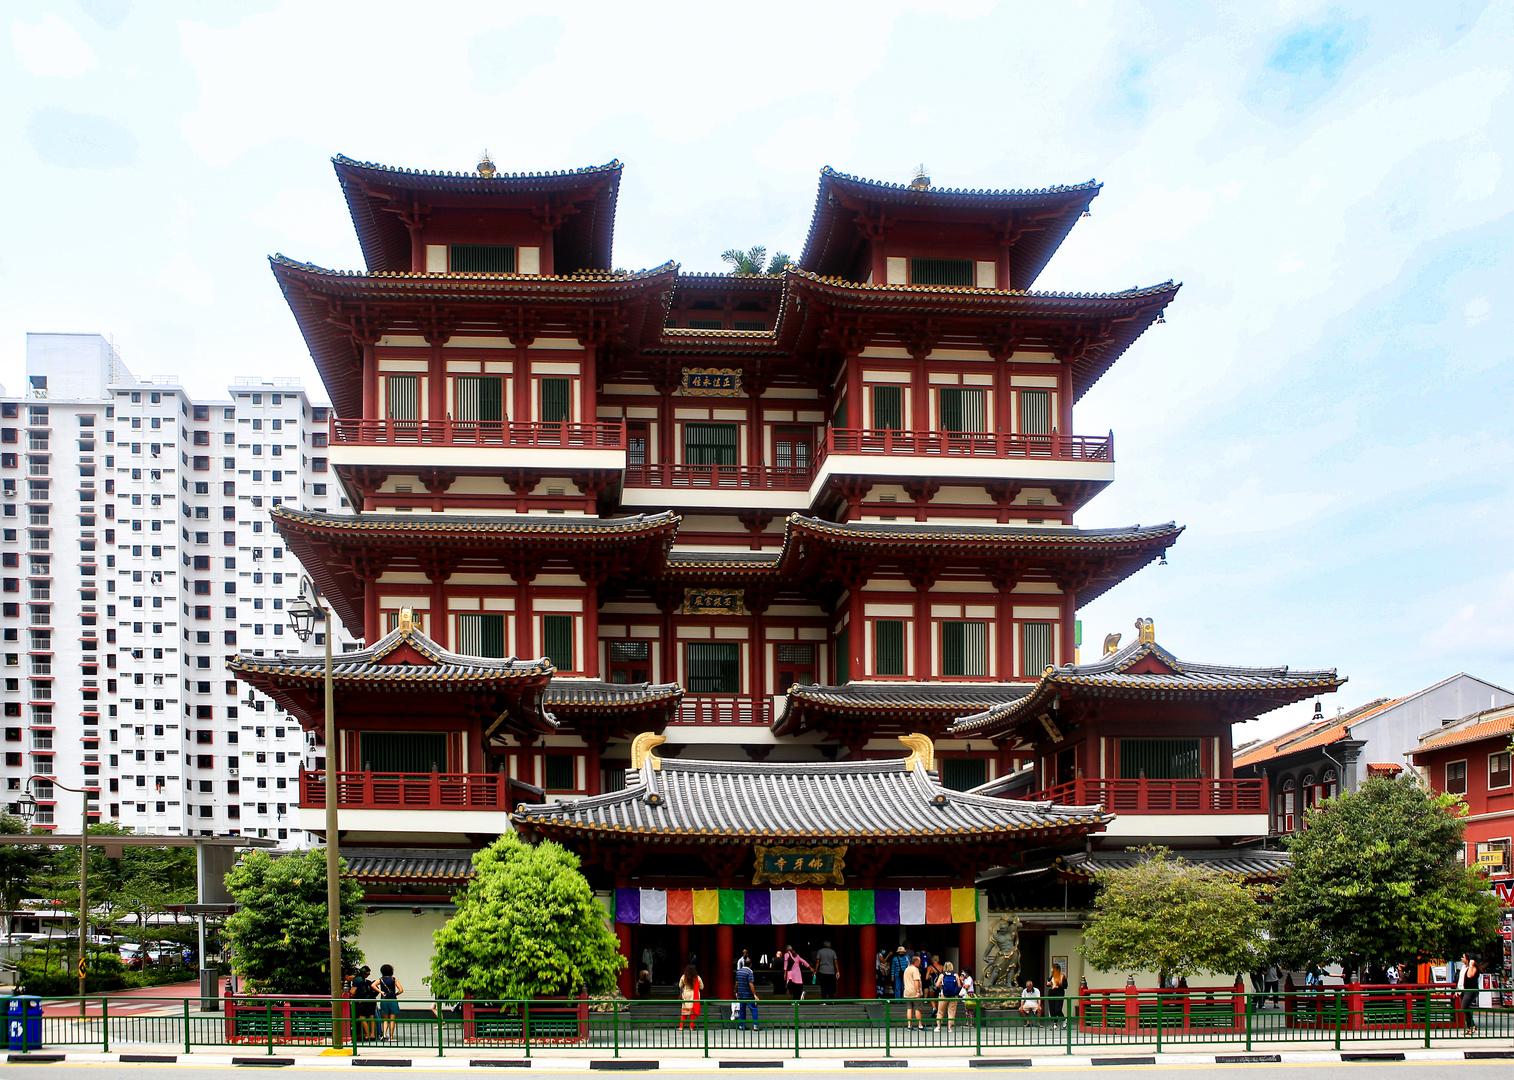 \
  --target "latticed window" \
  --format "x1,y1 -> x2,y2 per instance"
1021,621 -> 1053,676
386,375 -> 418,421
1119,738 -> 1201,780
910,258 -> 973,286
544,754 -> 577,792
1490,751 -> 1511,790
457,613 -> 506,658
873,621 -> 906,676
939,388 -> 987,433
871,385 -> 903,430
775,643 -> 815,687
835,628 -> 850,684
608,640 -> 650,684
541,614 -> 574,671
455,376 -> 503,423
686,642 -> 739,694
683,423 -> 738,466
941,758 -> 988,791
360,731 -> 447,774
539,378 -> 571,423
450,244 -> 515,273
941,620 -> 988,677
1446,760 -> 1468,794
1019,389 -> 1051,435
